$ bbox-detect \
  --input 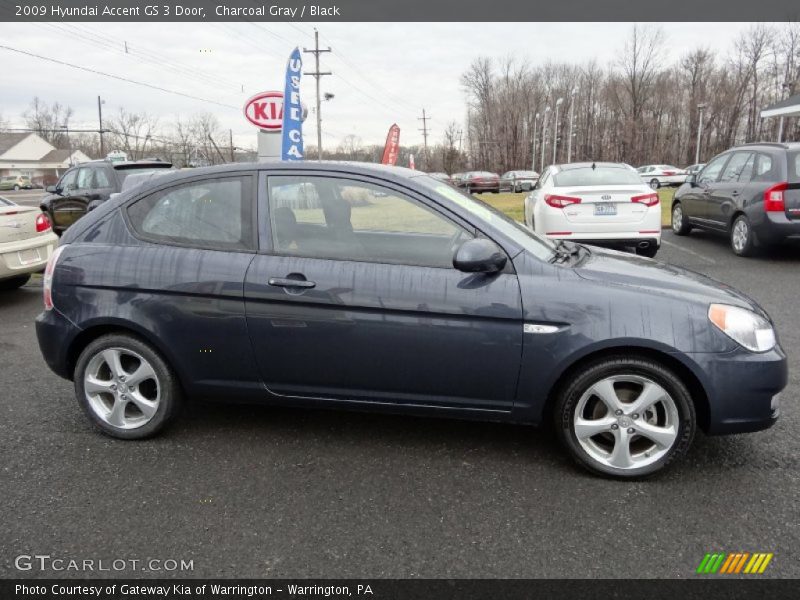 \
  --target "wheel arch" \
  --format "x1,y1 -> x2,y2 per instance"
66,319 -> 187,394
541,345 -> 710,432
